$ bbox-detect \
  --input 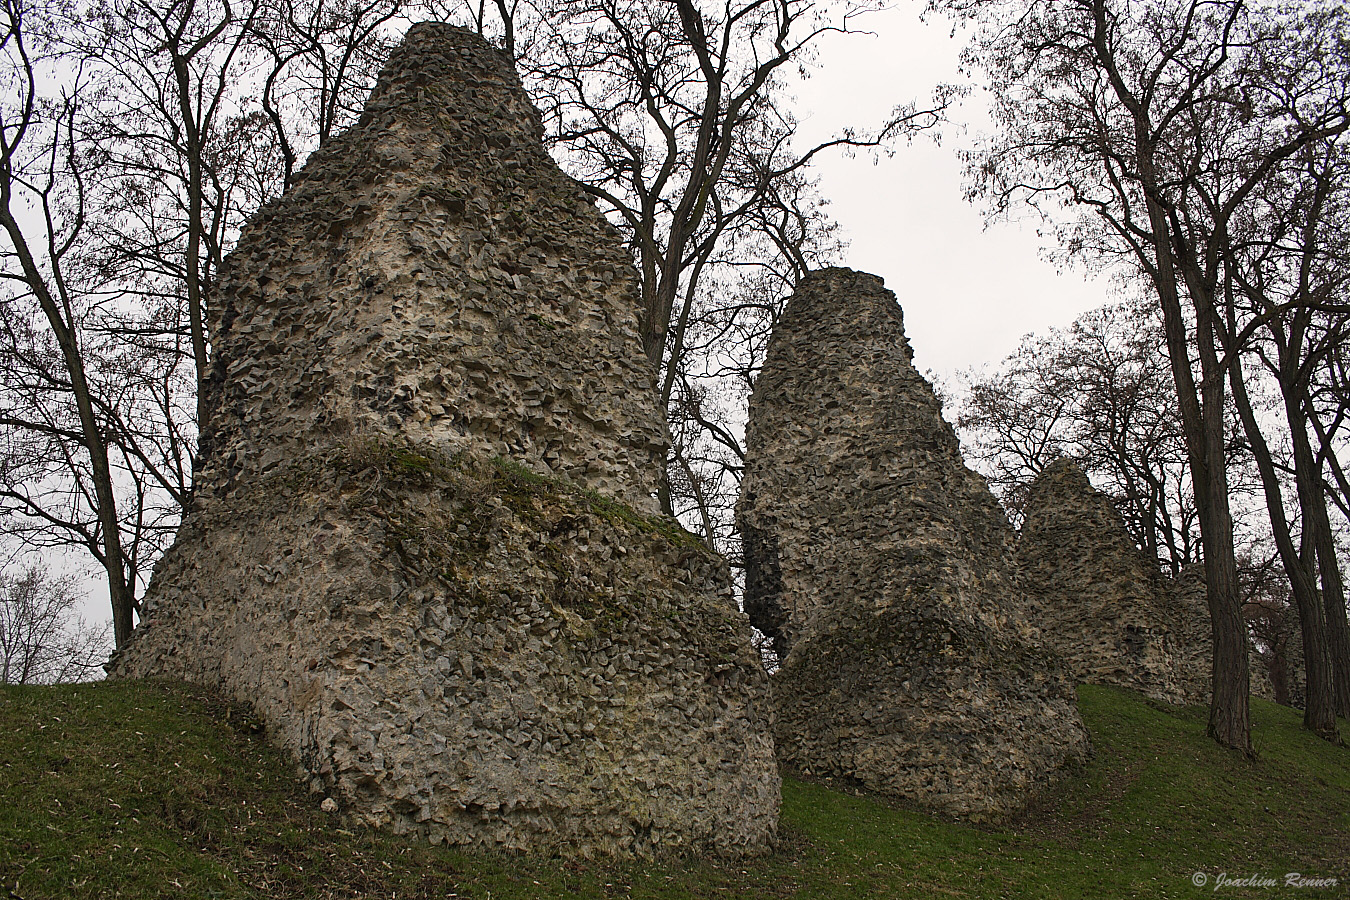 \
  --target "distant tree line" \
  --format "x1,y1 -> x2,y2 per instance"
0,563 -> 108,684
